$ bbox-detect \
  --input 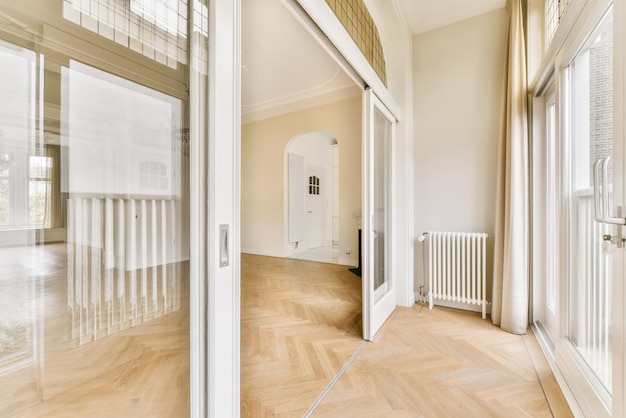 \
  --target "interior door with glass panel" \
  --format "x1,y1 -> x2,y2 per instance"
0,1 -> 205,415
558,4 -> 618,416
362,89 -> 395,340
